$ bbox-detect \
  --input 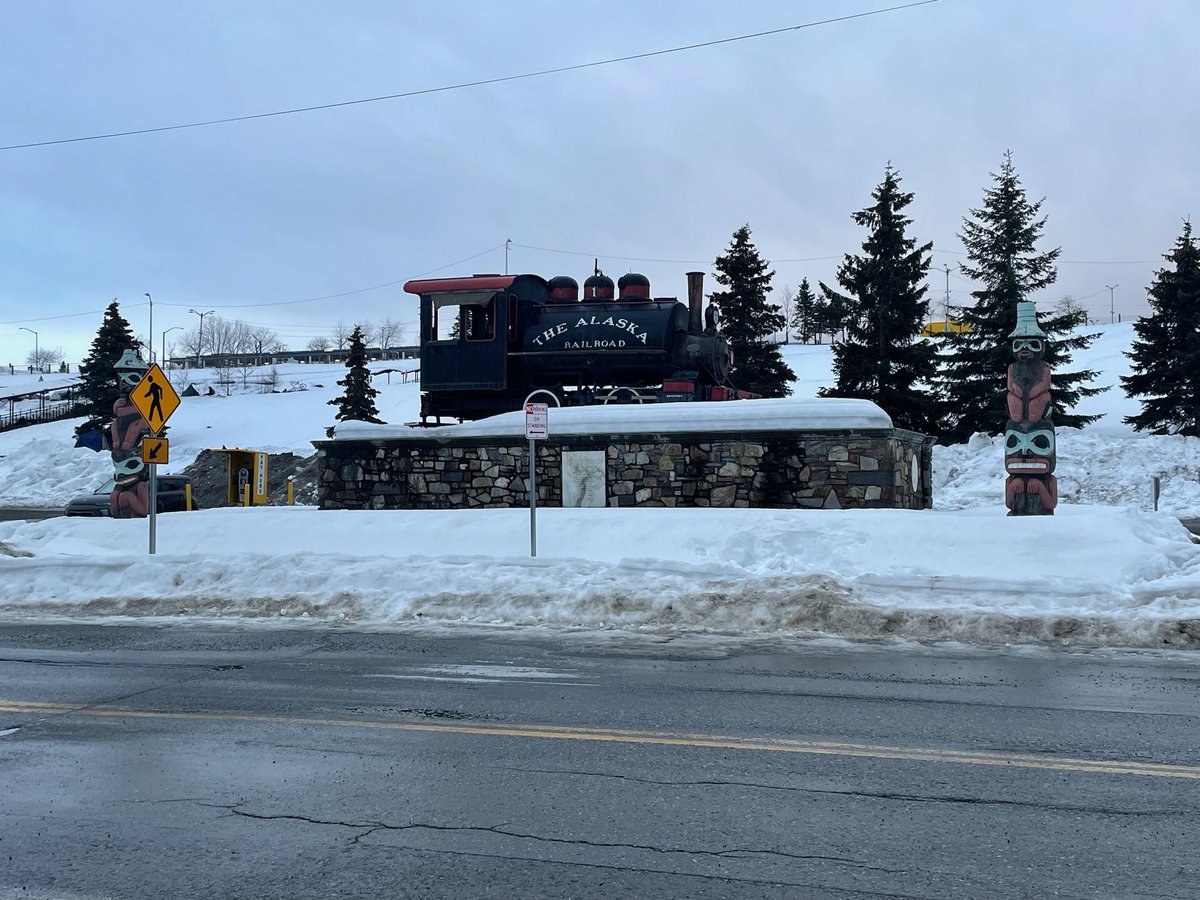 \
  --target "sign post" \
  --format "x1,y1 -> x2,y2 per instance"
524,402 -> 549,557
130,363 -> 182,555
